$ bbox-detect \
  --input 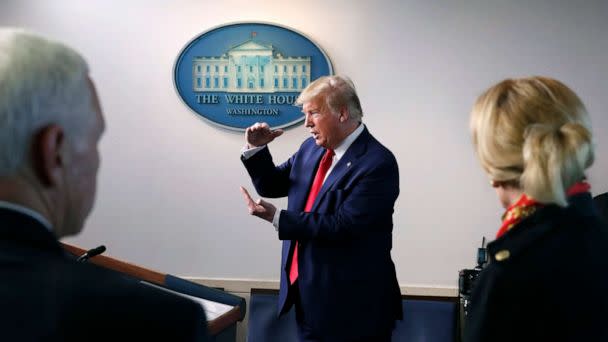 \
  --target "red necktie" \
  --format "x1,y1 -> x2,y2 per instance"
289,149 -> 335,284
